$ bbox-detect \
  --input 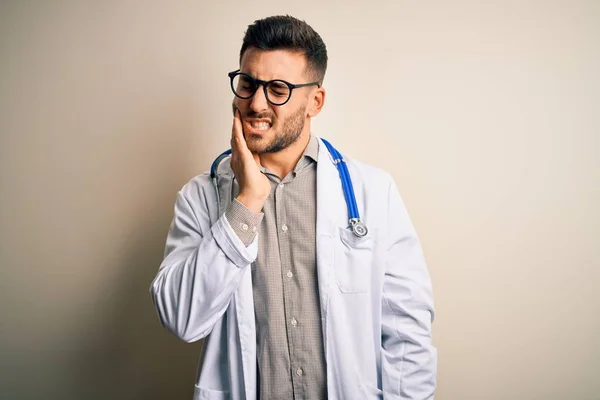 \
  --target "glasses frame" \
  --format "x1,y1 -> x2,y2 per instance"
228,69 -> 320,106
